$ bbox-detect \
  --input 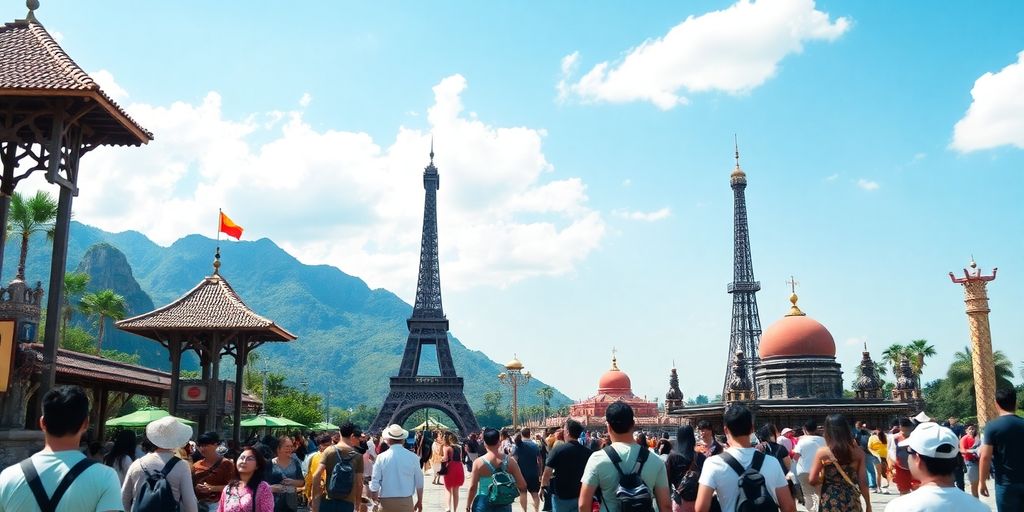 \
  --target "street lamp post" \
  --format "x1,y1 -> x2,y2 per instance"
498,355 -> 531,429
